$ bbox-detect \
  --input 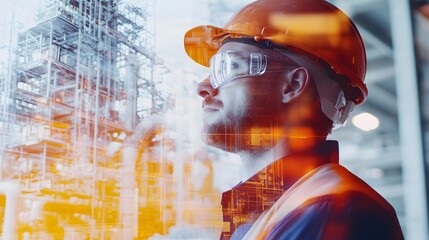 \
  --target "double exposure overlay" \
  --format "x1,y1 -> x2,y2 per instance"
0,0 -> 427,239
